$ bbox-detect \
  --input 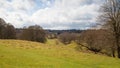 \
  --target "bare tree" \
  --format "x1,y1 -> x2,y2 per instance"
0,18 -> 16,39
76,29 -> 117,55
4,23 -> 16,39
58,32 -> 79,44
77,30 -> 105,53
20,25 -> 46,43
58,32 -> 72,44
0,18 -> 6,39
100,0 -> 120,58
